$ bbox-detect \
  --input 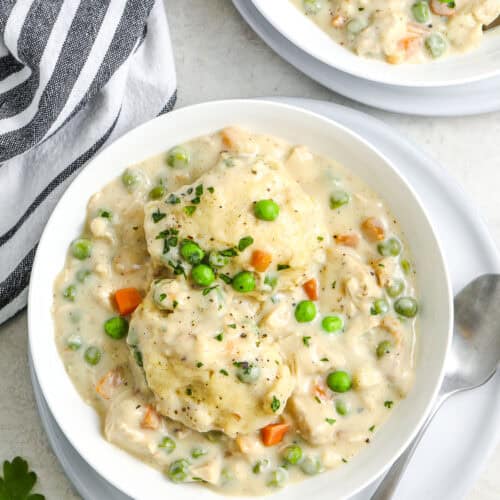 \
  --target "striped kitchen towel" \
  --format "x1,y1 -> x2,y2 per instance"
0,0 -> 177,325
